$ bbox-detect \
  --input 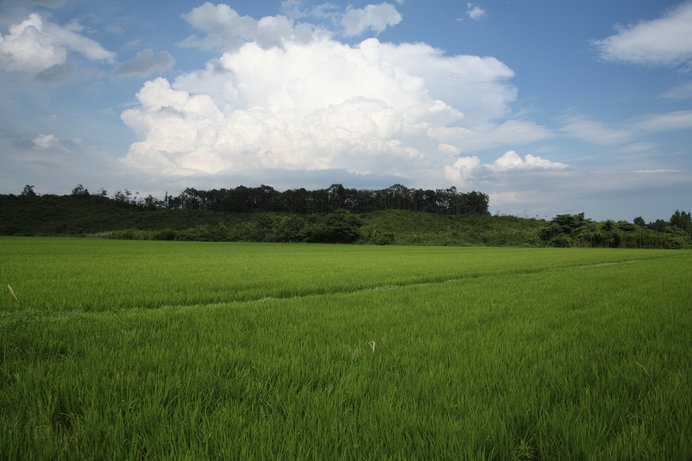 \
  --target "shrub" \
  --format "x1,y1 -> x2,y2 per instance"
368,230 -> 395,245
